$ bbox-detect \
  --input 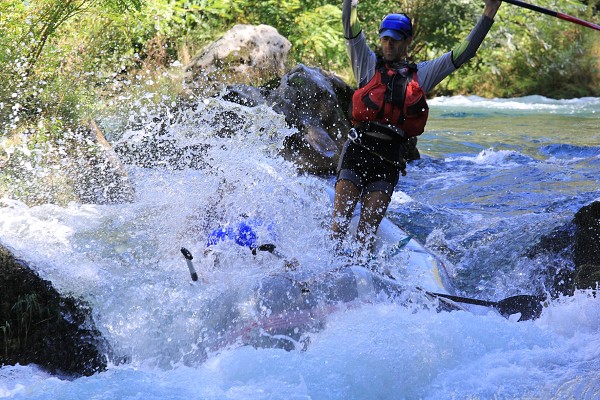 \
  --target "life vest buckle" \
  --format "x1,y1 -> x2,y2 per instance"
348,127 -> 361,143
